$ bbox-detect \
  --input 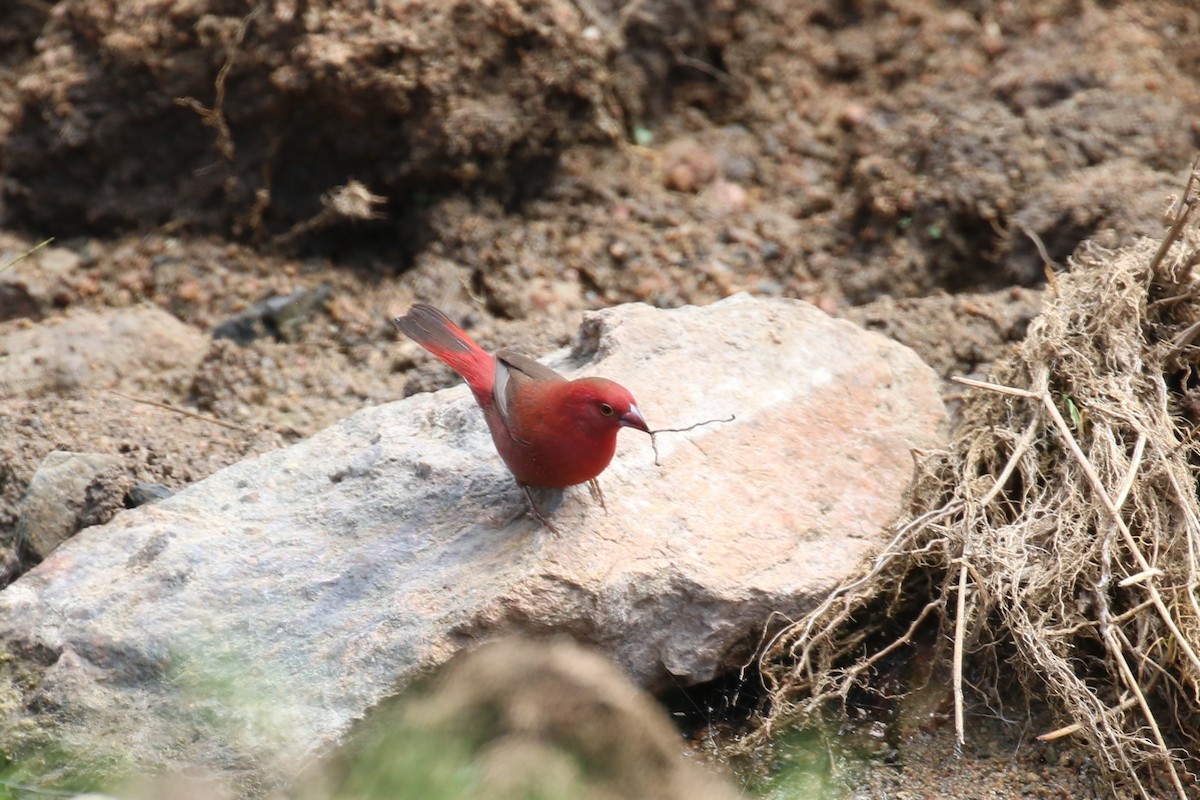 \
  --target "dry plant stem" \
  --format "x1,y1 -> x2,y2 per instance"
106,389 -> 250,432
956,373 -> 1193,798
1118,568 -> 1163,587
821,598 -> 943,695
1019,223 -> 1061,271
0,237 -> 53,277
947,380 -> 1038,752
759,503 -> 962,687
1040,389 -> 1200,677
952,563 -> 967,749
1149,165 -> 1198,276
1110,599 -> 1157,625
947,408 -> 1041,751
1162,464 -> 1200,631
648,414 -> 735,465
177,6 -> 262,162
1111,434 -> 1146,510
1169,317 -> 1200,352
1107,626 -> 1185,800
978,415 -> 1042,507
1038,696 -> 1139,742
950,375 -> 1039,399
761,171 -> 1200,797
